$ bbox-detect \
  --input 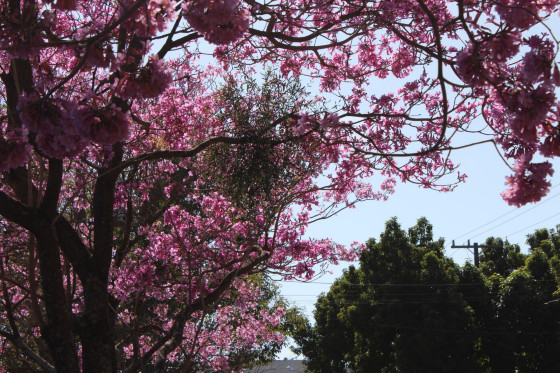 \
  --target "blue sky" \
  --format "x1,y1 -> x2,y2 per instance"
281,138 -> 560,312
277,140 -> 560,358
257,10 -> 560,360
